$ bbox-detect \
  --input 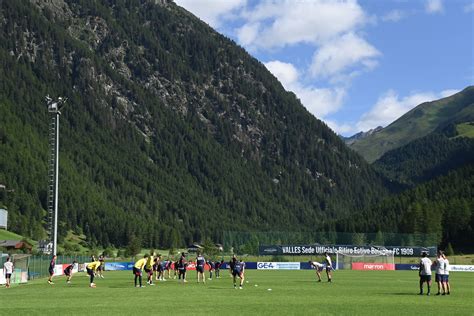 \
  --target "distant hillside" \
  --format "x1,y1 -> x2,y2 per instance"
342,126 -> 382,146
359,163 -> 474,250
374,130 -> 474,186
349,87 -> 474,162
